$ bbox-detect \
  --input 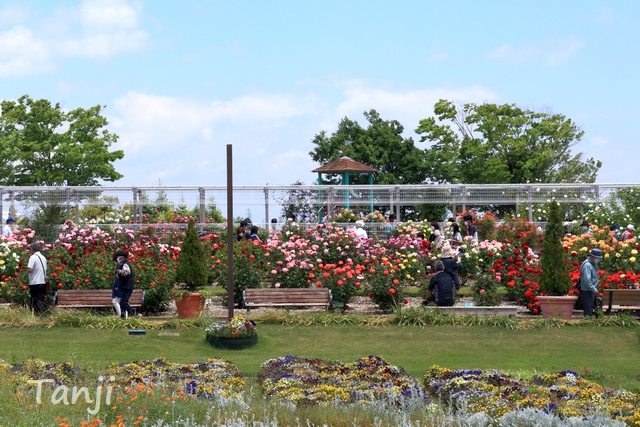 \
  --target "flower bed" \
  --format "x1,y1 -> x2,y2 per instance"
424,365 -> 640,424
258,355 -> 430,406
